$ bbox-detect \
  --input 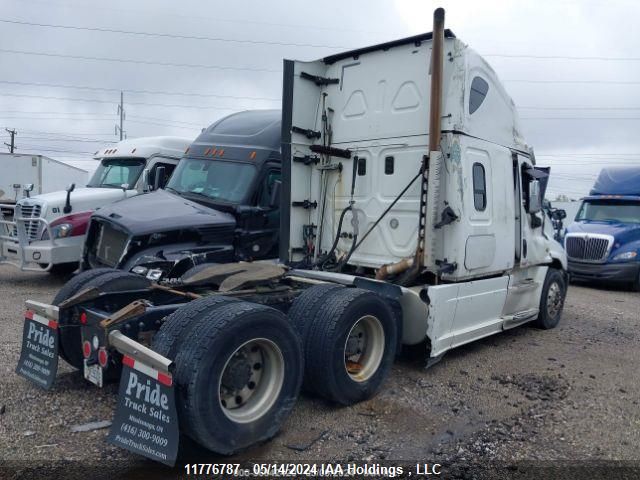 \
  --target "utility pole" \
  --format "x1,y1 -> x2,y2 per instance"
4,128 -> 17,153
115,91 -> 126,140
